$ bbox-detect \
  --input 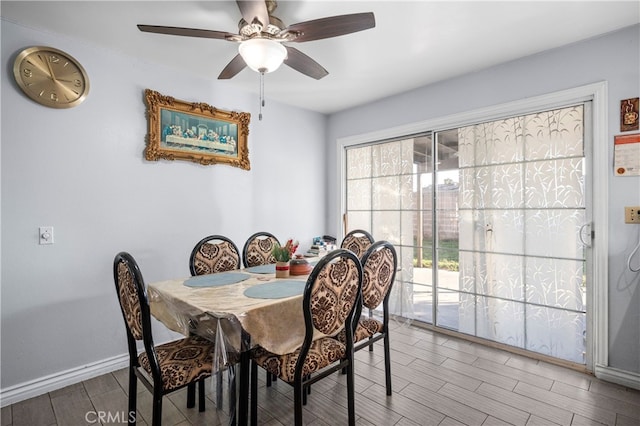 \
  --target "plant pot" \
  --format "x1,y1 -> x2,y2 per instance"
275,261 -> 290,278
